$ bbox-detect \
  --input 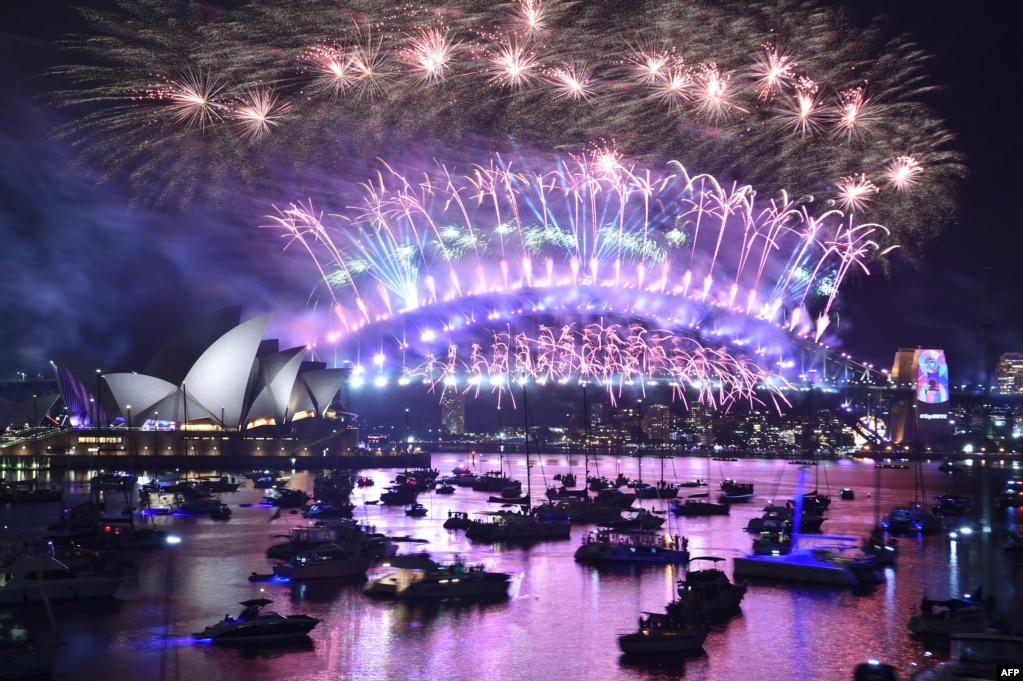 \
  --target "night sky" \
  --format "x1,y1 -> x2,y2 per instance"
1,0 -> 1020,400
